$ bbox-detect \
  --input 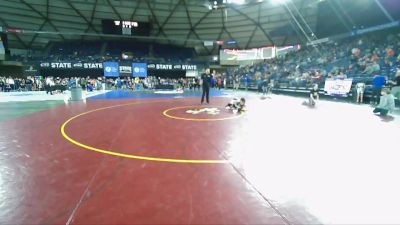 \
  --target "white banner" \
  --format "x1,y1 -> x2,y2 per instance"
186,70 -> 198,77
324,78 -> 353,96
220,46 -> 276,64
